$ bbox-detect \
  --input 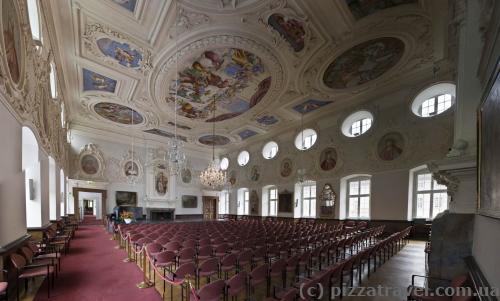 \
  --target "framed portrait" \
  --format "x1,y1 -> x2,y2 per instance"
280,158 -> 293,178
278,191 -> 293,213
377,132 -> 404,161
319,147 -> 337,171
116,191 -> 137,207
155,171 -> 168,195
478,62 -> 500,219
1,0 -> 23,85
182,195 -> 198,208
